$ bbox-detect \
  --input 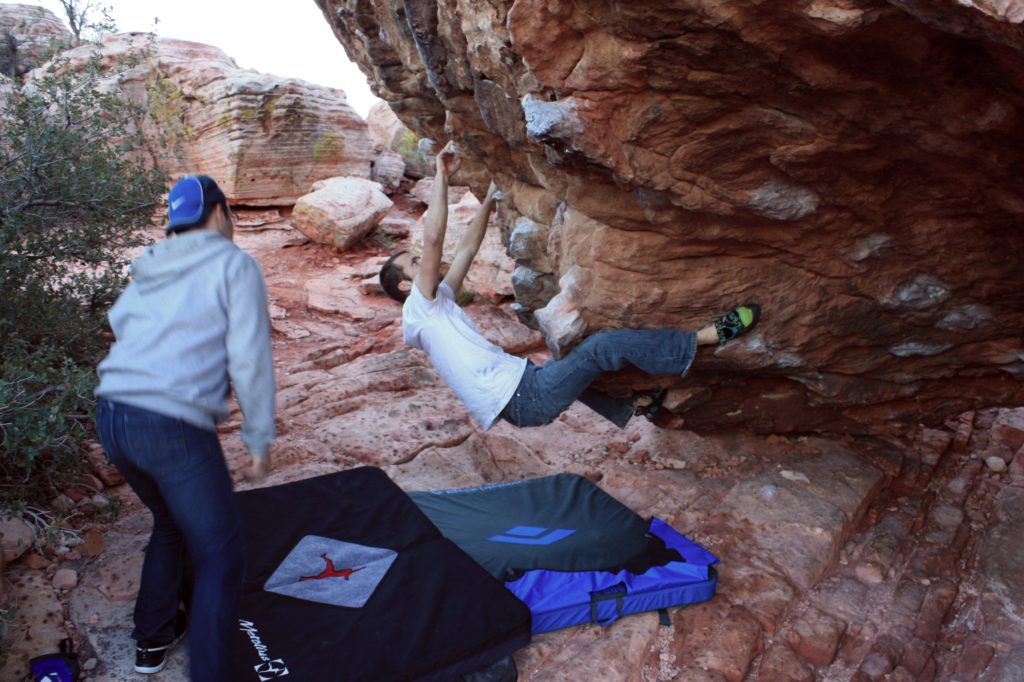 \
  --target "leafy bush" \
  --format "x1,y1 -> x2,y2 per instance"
0,49 -> 165,504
